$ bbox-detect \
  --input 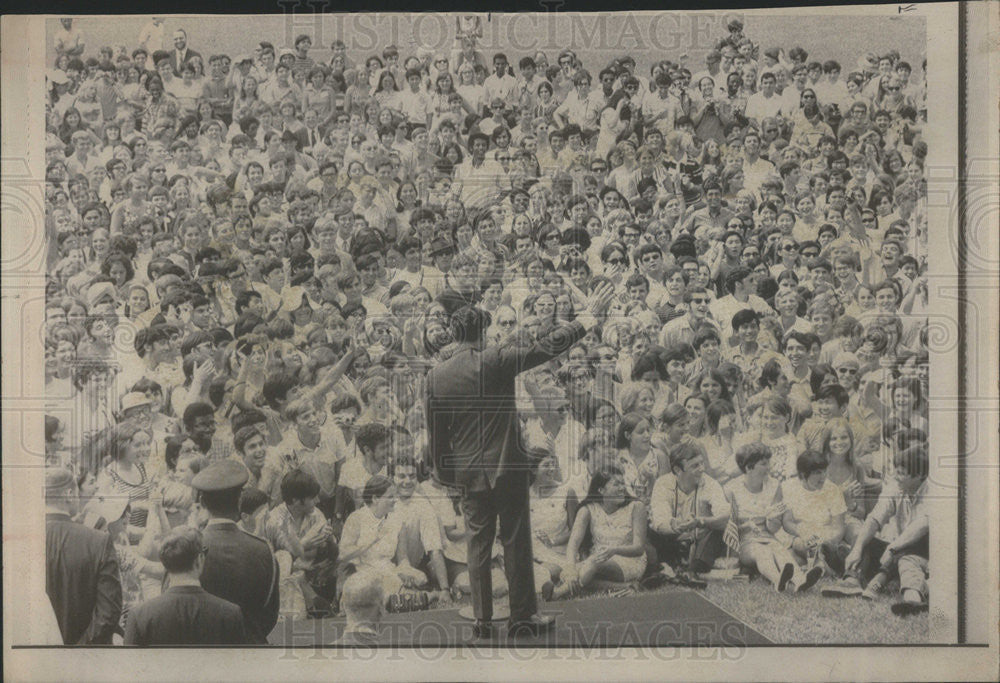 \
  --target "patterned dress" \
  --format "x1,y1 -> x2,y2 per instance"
586,501 -> 647,581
